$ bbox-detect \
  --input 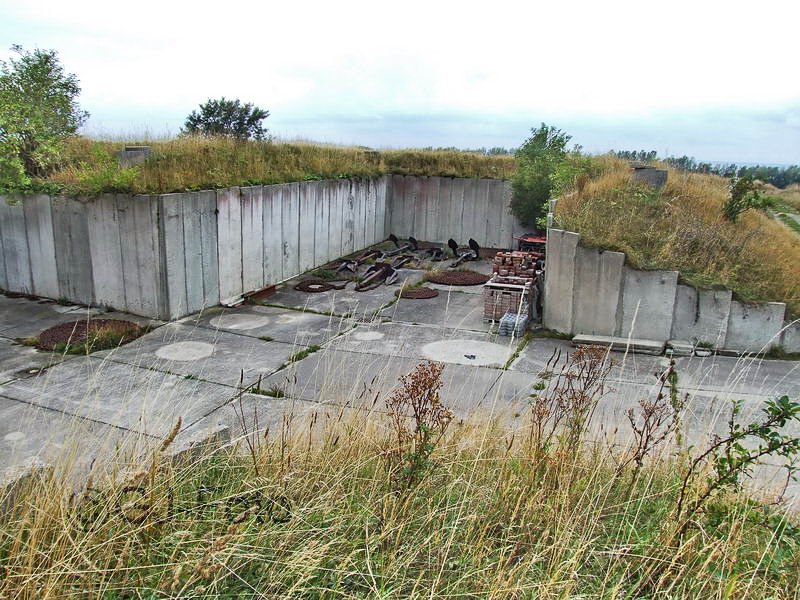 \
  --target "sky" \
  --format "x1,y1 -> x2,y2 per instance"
1,0 -> 798,164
